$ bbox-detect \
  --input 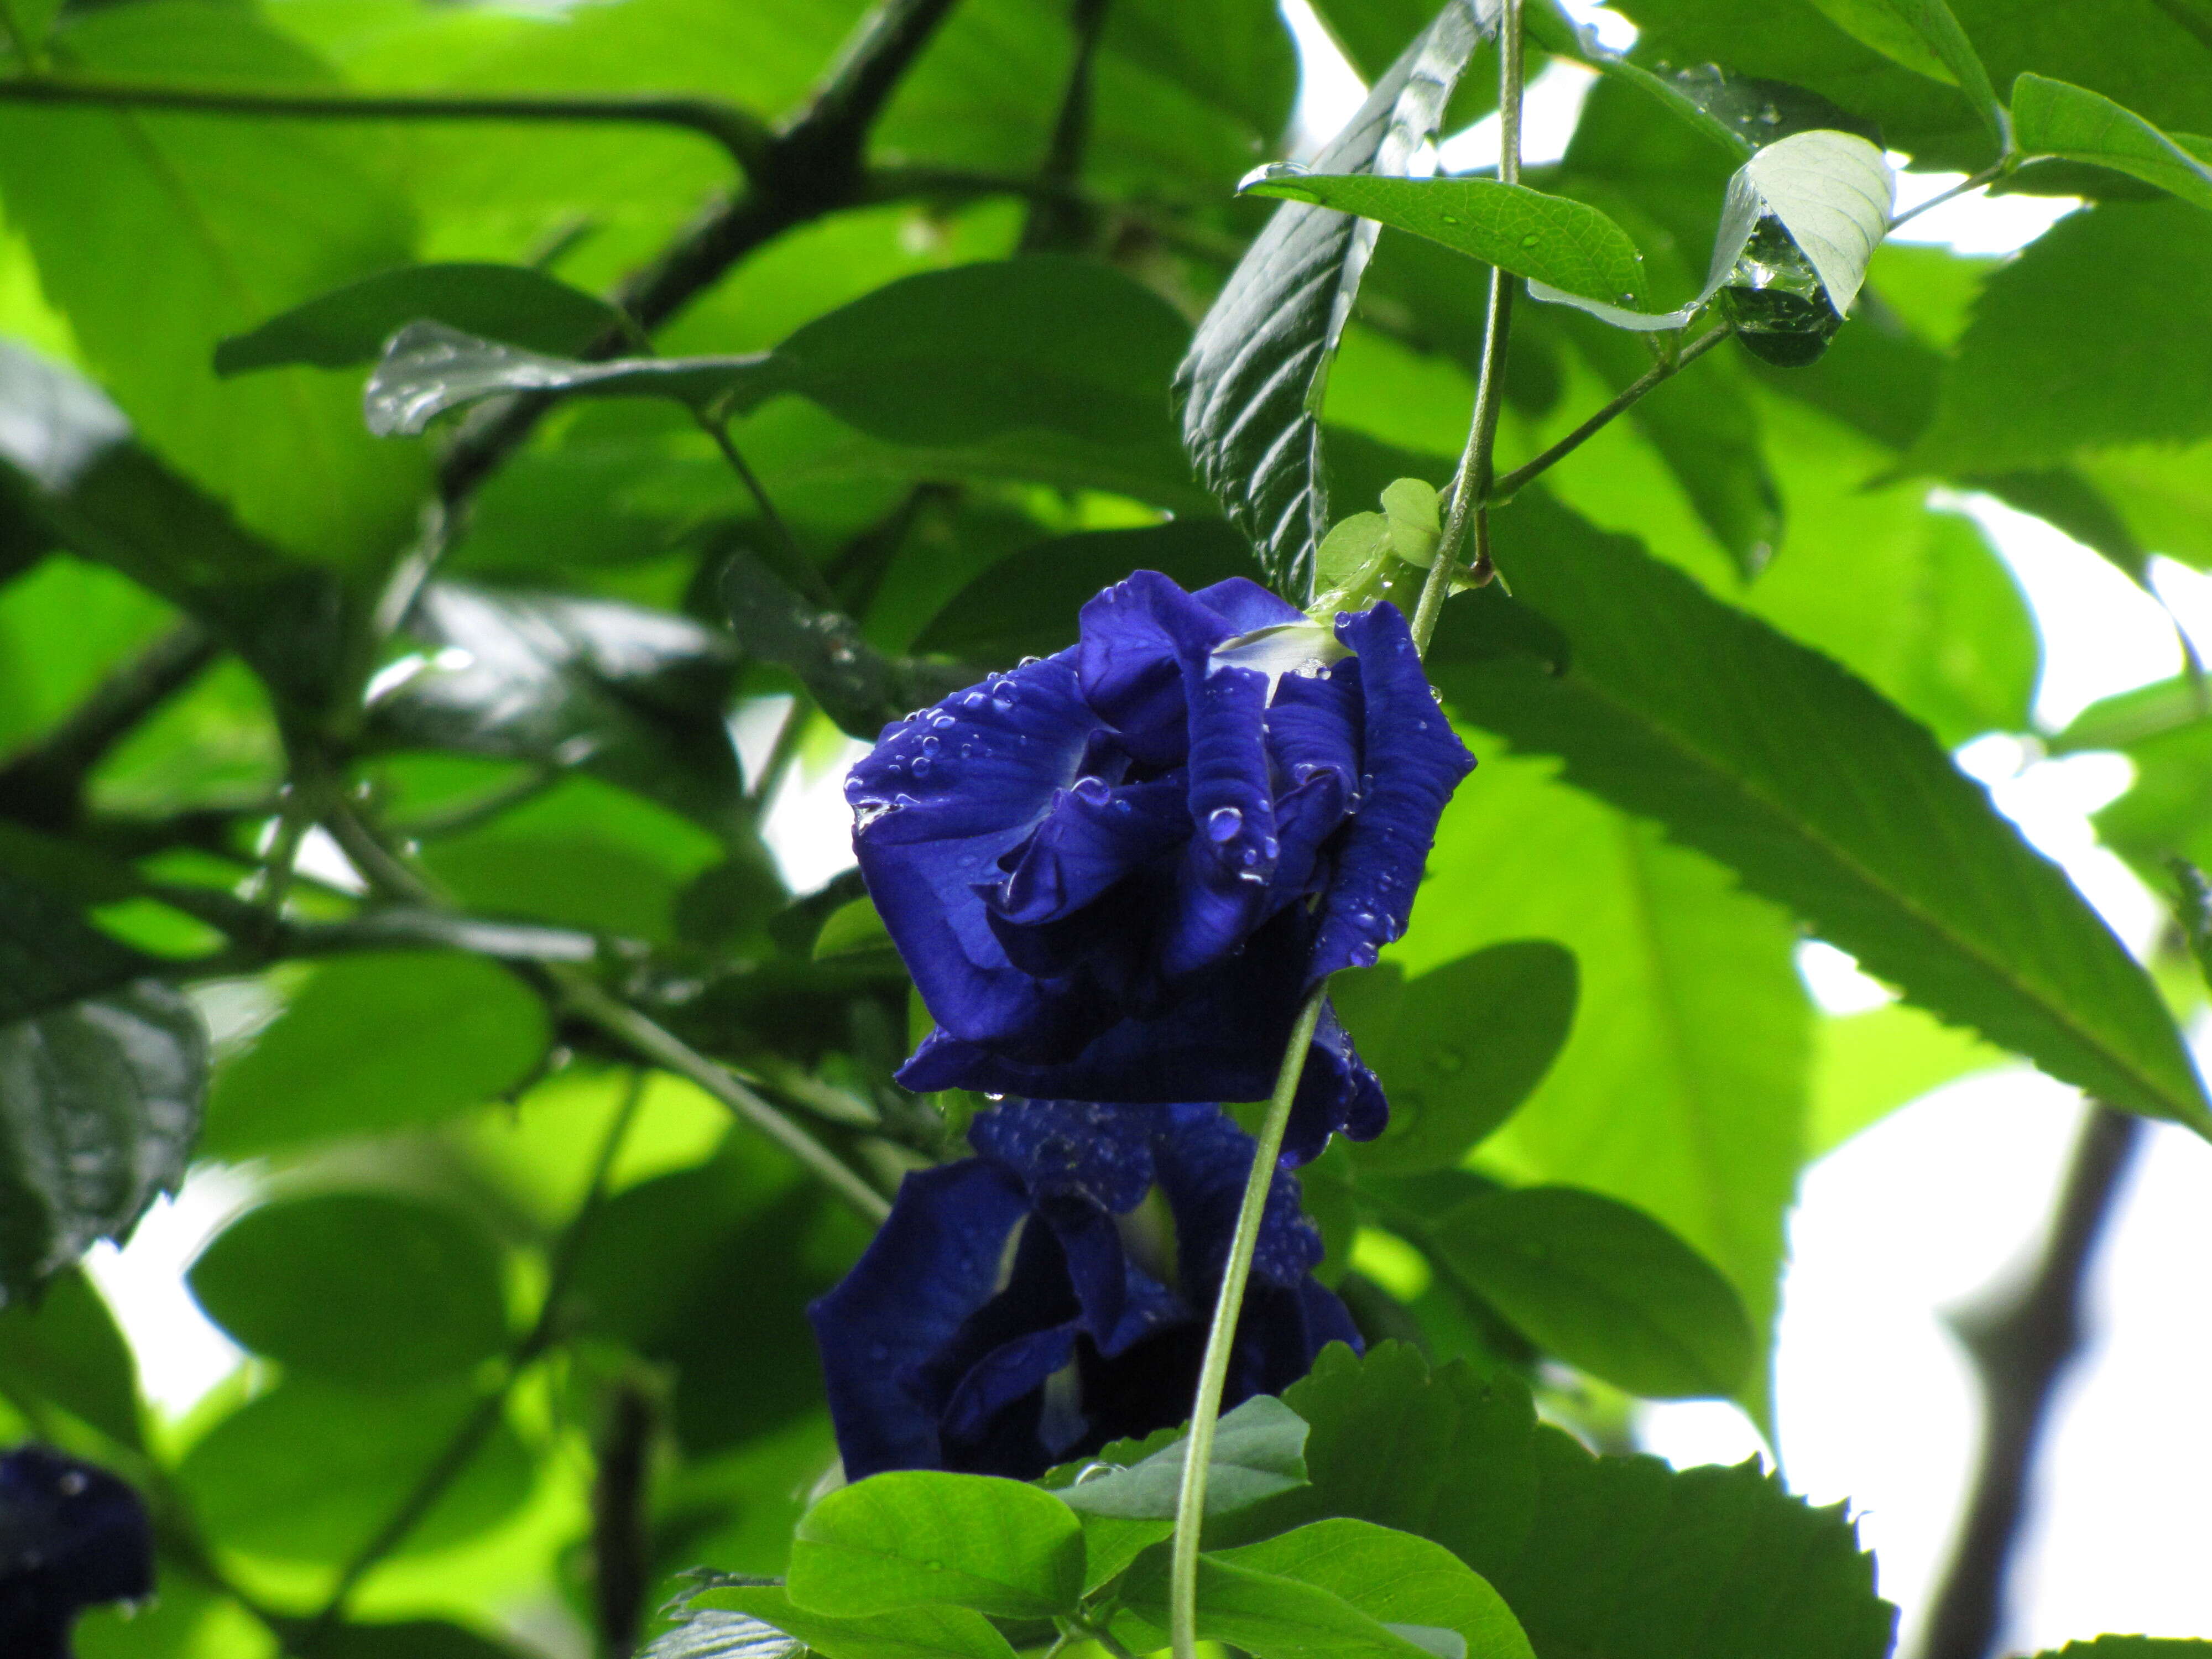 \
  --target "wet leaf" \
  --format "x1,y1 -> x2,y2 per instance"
2012,74 -> 2212,215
